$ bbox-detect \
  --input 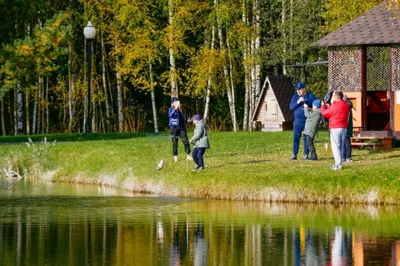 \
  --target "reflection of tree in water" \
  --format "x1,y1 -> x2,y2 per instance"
3,196 -> 400,265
